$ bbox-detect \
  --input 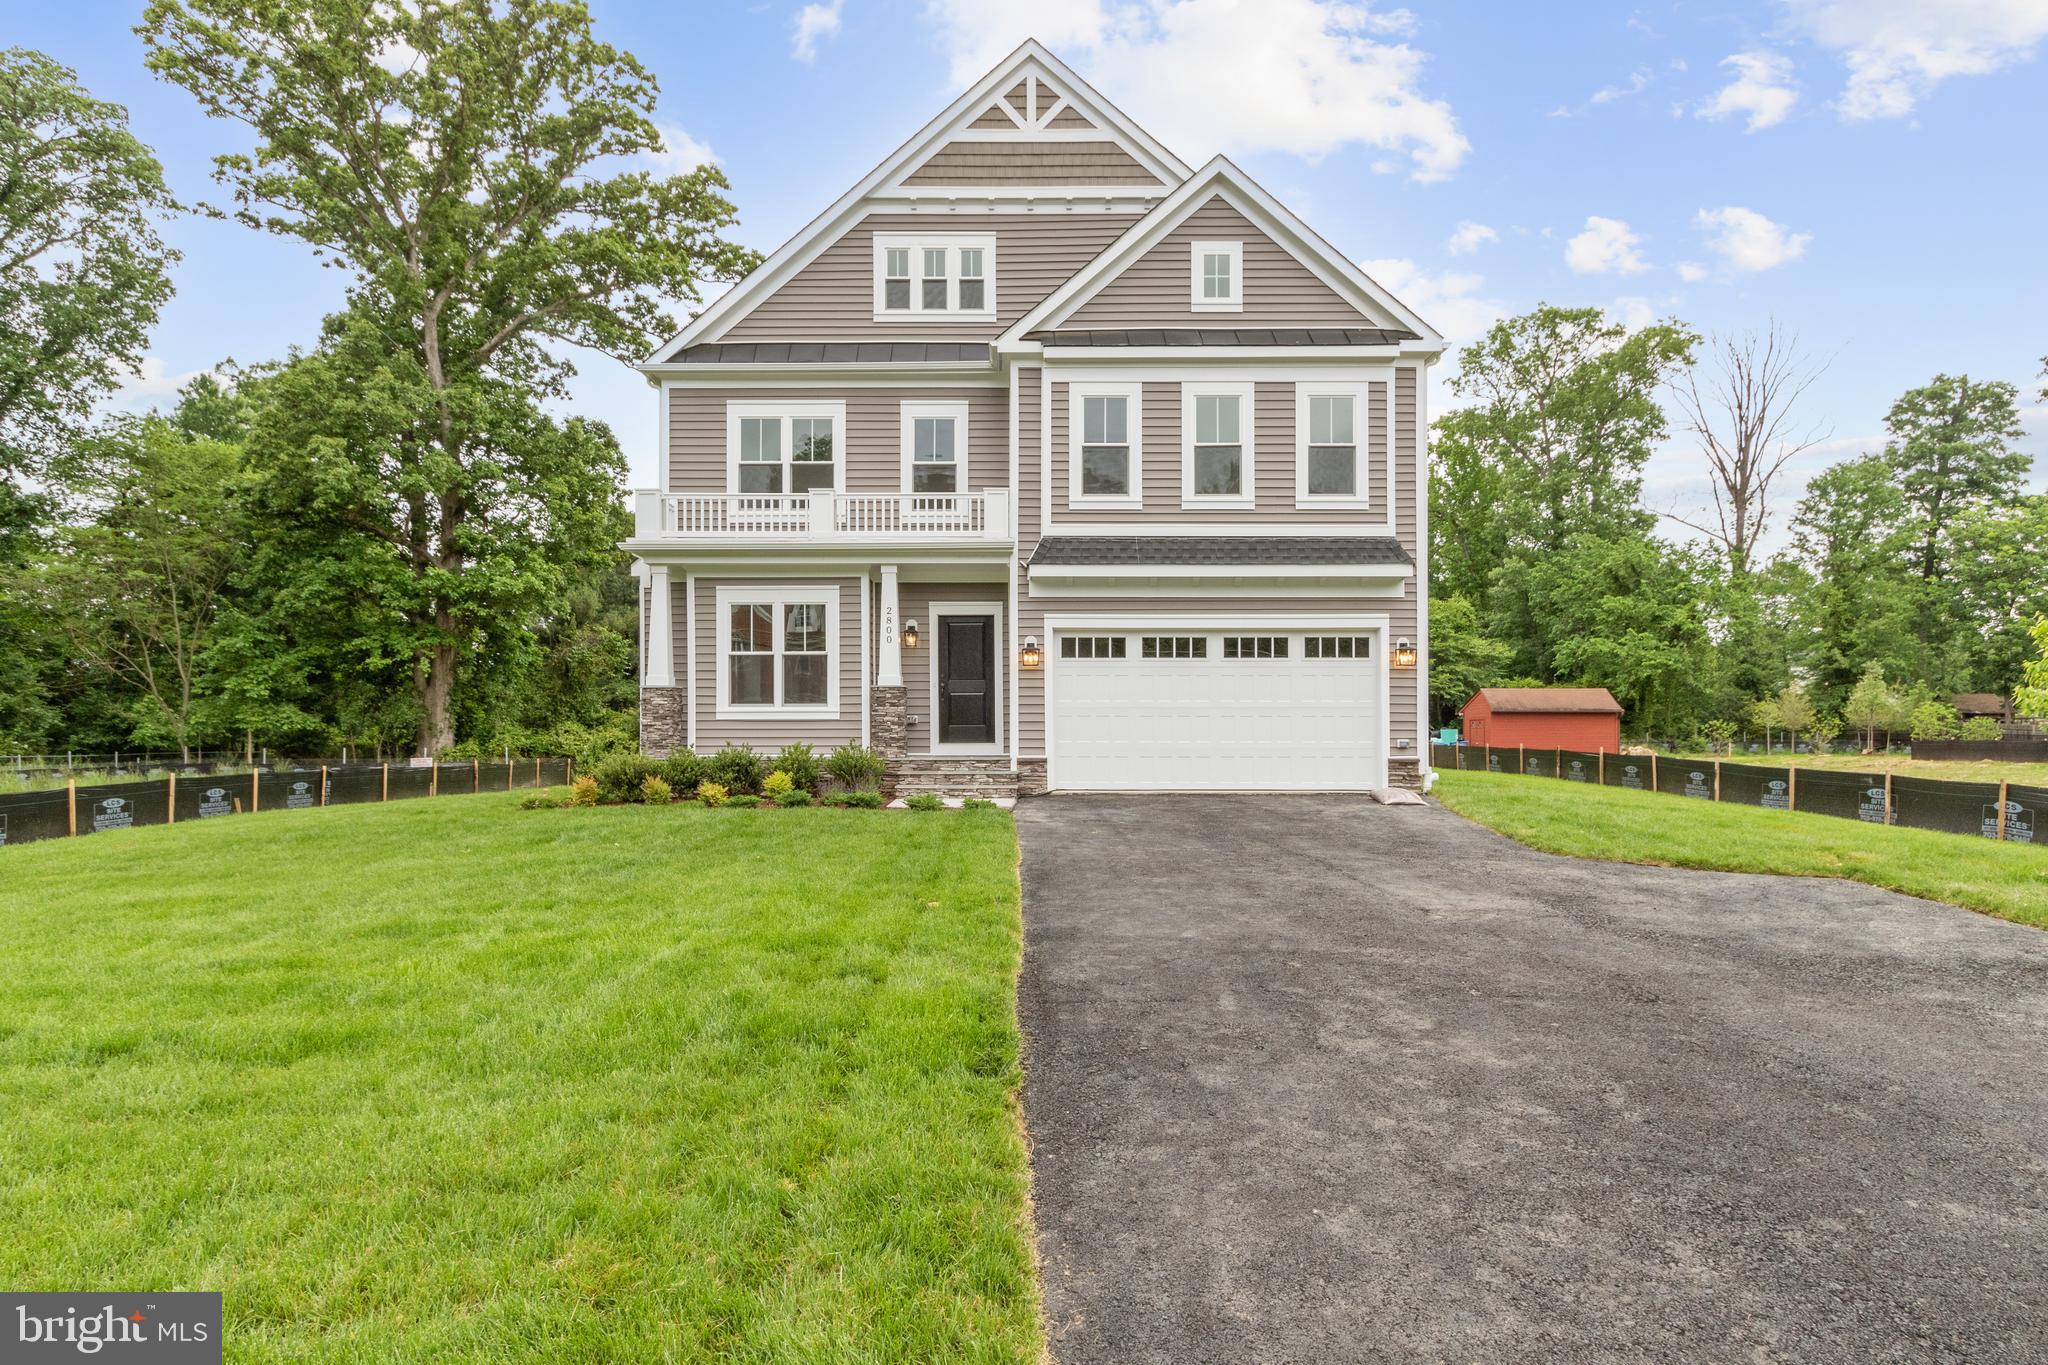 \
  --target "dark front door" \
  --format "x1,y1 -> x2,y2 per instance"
938,615 -> 995,744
